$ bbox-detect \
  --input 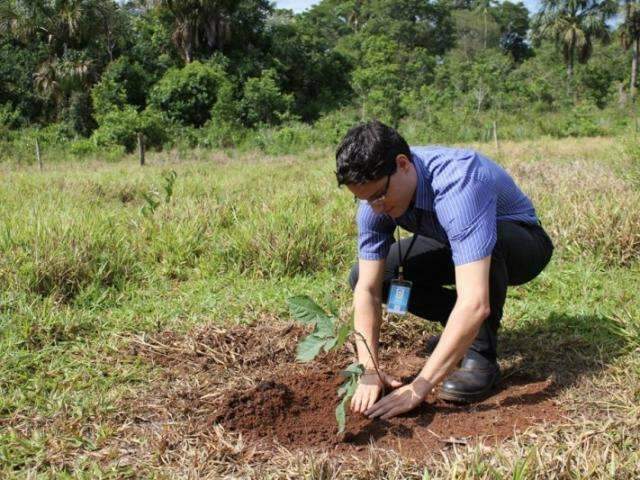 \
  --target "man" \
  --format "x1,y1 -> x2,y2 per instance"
336,121 -> 553,420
